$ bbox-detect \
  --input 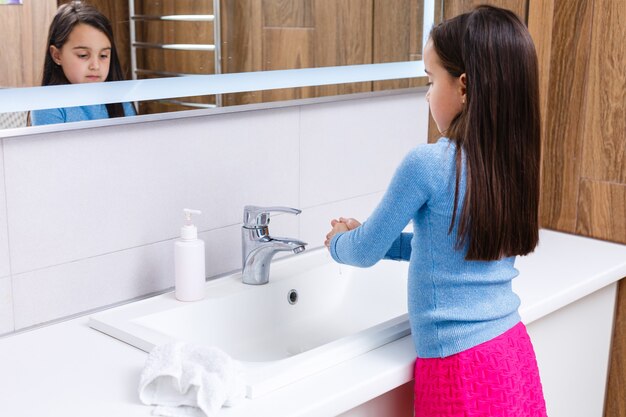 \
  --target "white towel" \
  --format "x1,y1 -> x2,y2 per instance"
139,342 -> 245,417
